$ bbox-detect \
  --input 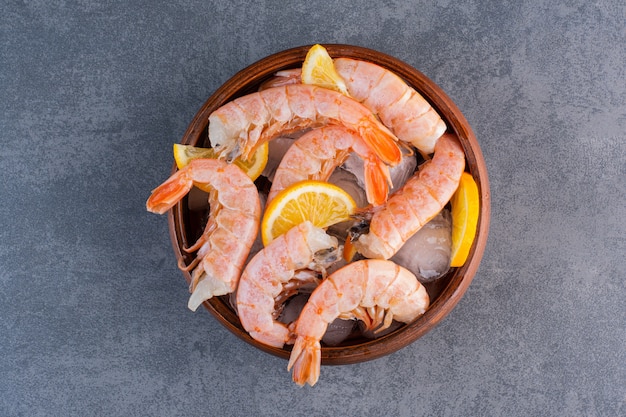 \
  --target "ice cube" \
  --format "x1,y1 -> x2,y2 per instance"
322,319 -> 356,346
327,168 -> 367,241
277,292 -> 355,346
278,293 -> 309,324
261,136 -> 296,182
389,149 -> 417,193
341,153 -> 366,189
328,167 -> 368,208
390,210 -> 452,283
341,148 -> 418,194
